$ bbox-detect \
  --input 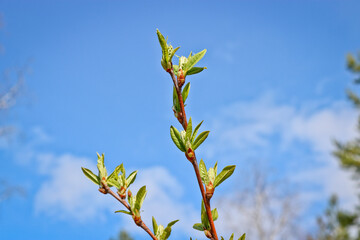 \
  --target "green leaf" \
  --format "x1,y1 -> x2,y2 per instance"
239,233 -> 246,240
152,216 -> 158,234
214,165 -> 236,188
135,186 -> 147,211
201,201 -> 210,229
173,65 -> 179,76
208,167 -> 216,184
162,220 -> 179,240
182,82 -> 190,103
211,208 -> 218,221
107,163 -> 122,180
214,162 -> 218,176
229,233 -> 234,240
167,219 -> 179,227
192,131 -> 210,150
97,153 -> 107,182
186,117 -> 193,141
126,170 -> 138,187
107,164 -> 123,187
187,67 -> 207,76
81,167 -> 99,185
192,223 -> 204,231
191,120 -> 203,143
156,29 -> 167,53
170,46 -> 180,61
221,237 -> 225,240
184,49 -> 207,72
115,210 -> 132,215
199,159 -> 209,185
156,225 -> 164,238
170,126 -> 186,152
173,86 -> 181,112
